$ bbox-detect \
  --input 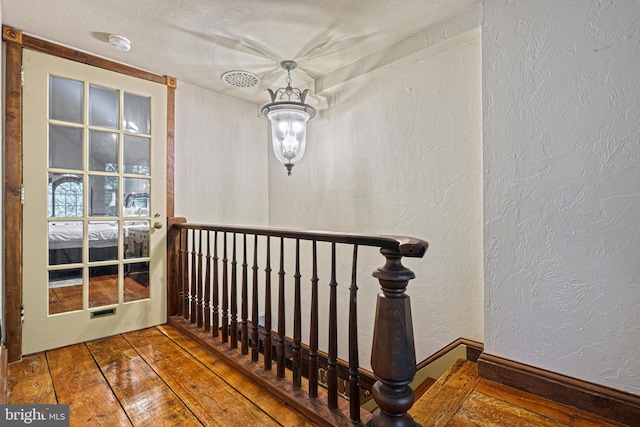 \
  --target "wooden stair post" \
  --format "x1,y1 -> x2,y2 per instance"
371,248 -> 419,427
